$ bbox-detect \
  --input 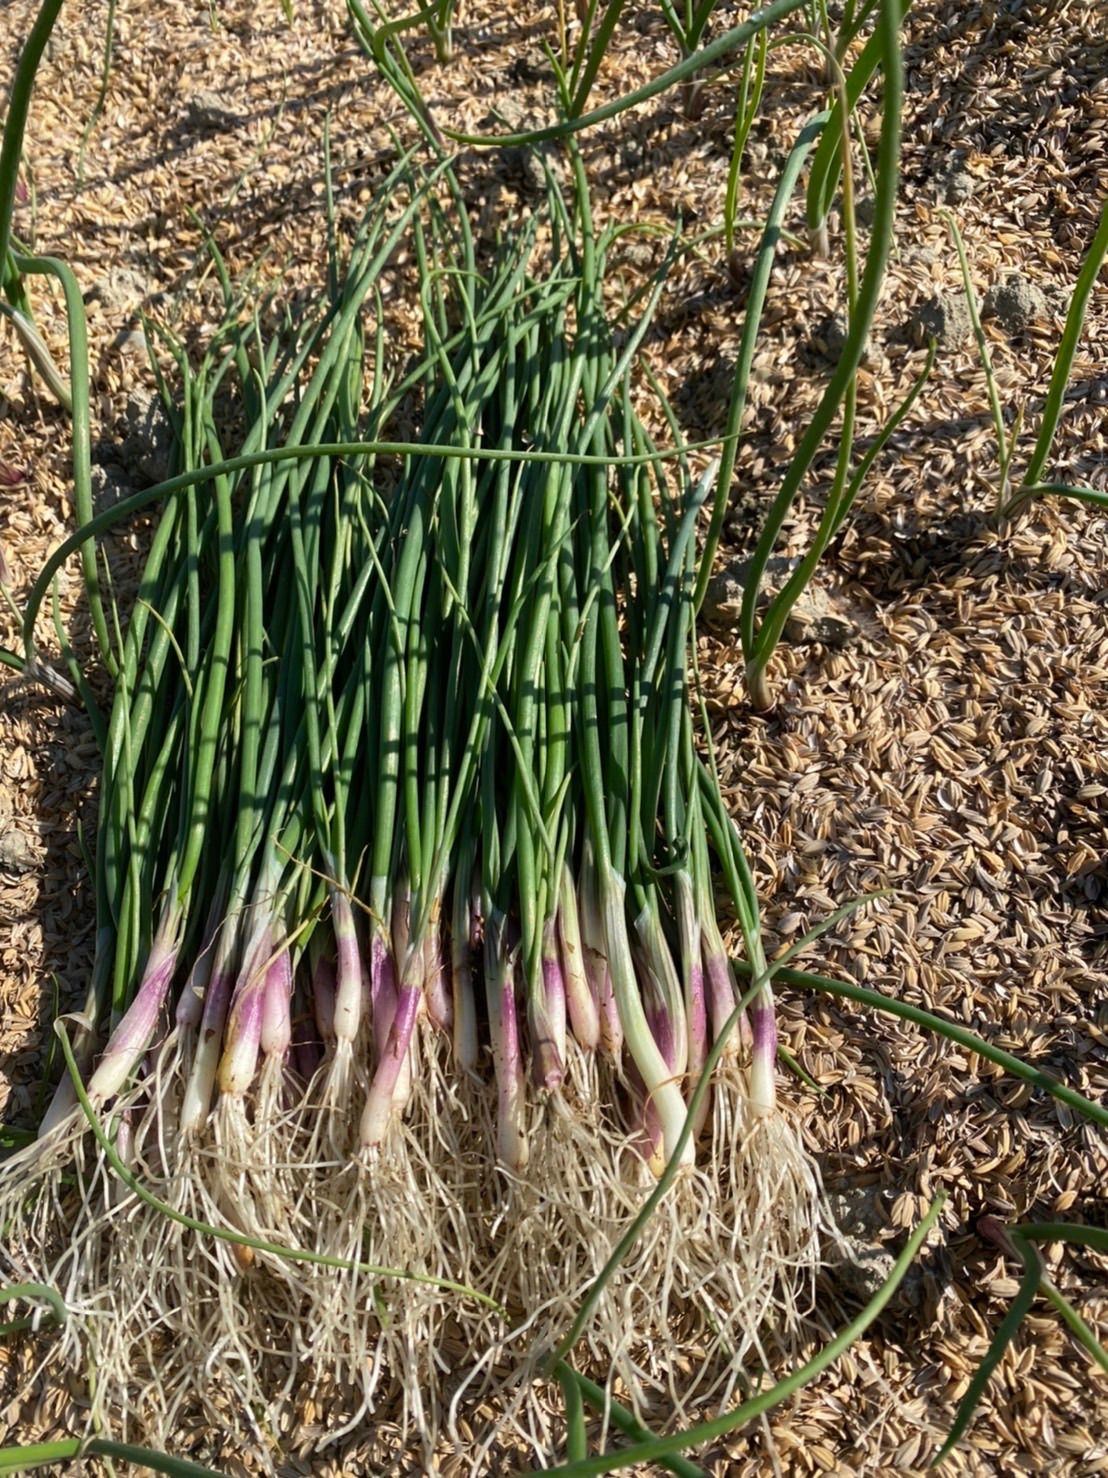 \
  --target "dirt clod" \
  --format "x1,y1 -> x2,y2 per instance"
934,163 -> 976,203
502,145 -> 547,197
84,267 -> 151,326
120,390 -> 174,486
703,556 -> 856,648
983,273 -> 1050,335
903,245 -> 937,267
825,1188 -> 900,1303
183,89 -> 242,134
89,461 -> 132,513
909,290 -> 971,348
816,310 -> 877,368
0,827 -> 39,875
